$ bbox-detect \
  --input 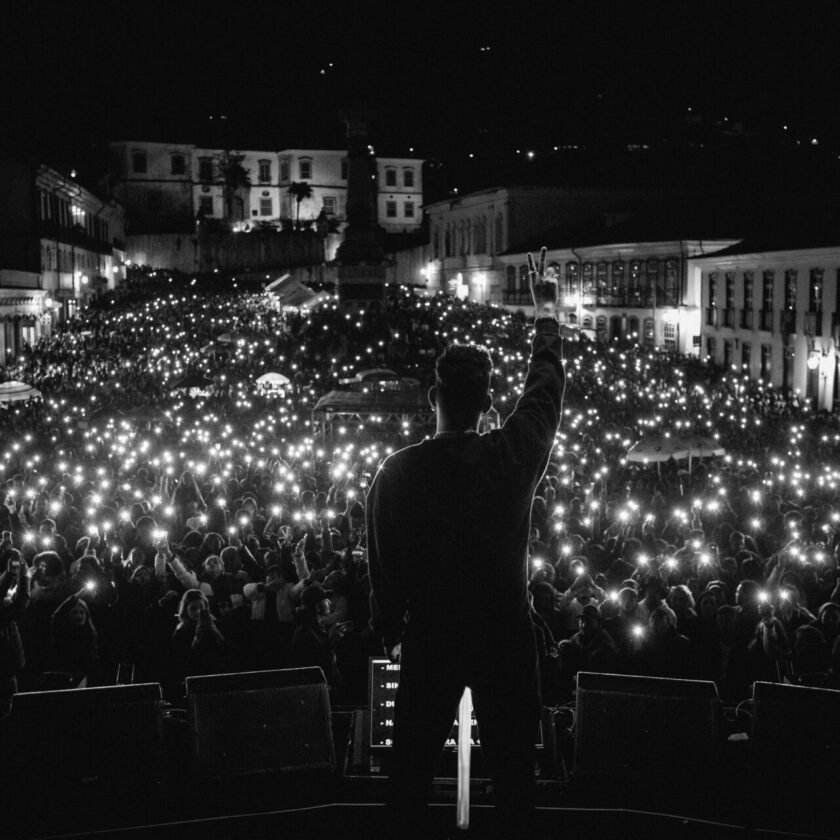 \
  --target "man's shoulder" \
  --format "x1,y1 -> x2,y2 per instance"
376,439 -> 431,473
